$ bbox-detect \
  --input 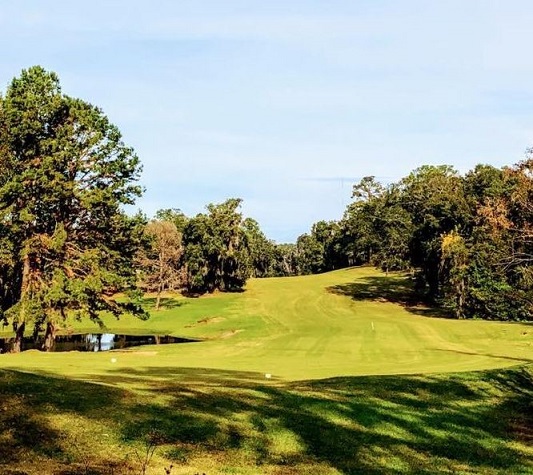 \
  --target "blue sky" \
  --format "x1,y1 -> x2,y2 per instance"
1,1 -> 533,242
